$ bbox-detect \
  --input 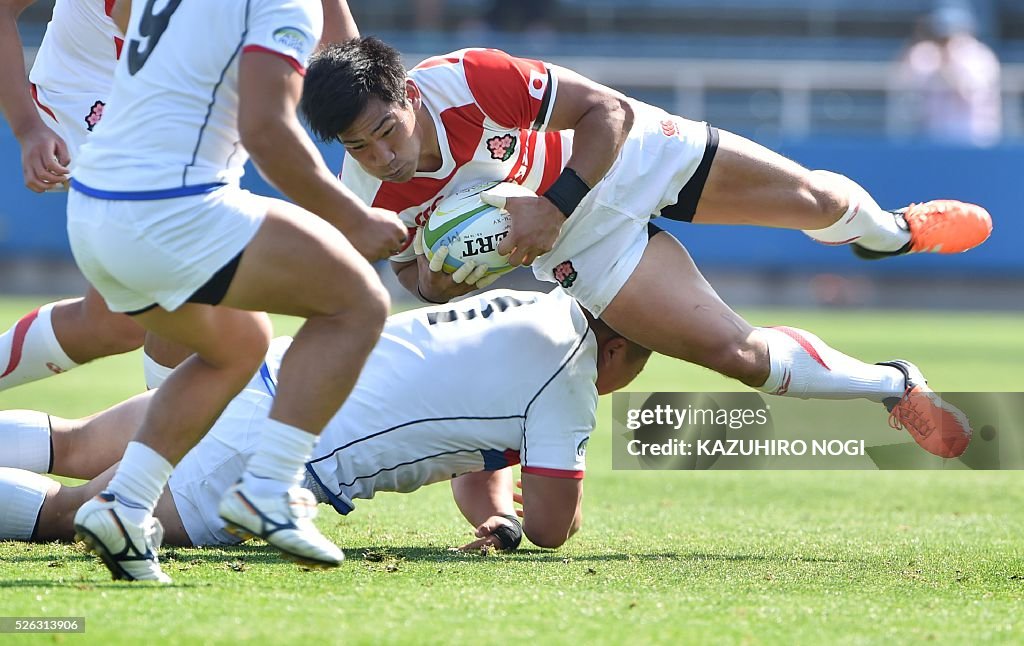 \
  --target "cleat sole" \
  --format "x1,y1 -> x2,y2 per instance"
75,526 -> 135,582
219,518 -> 343,569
